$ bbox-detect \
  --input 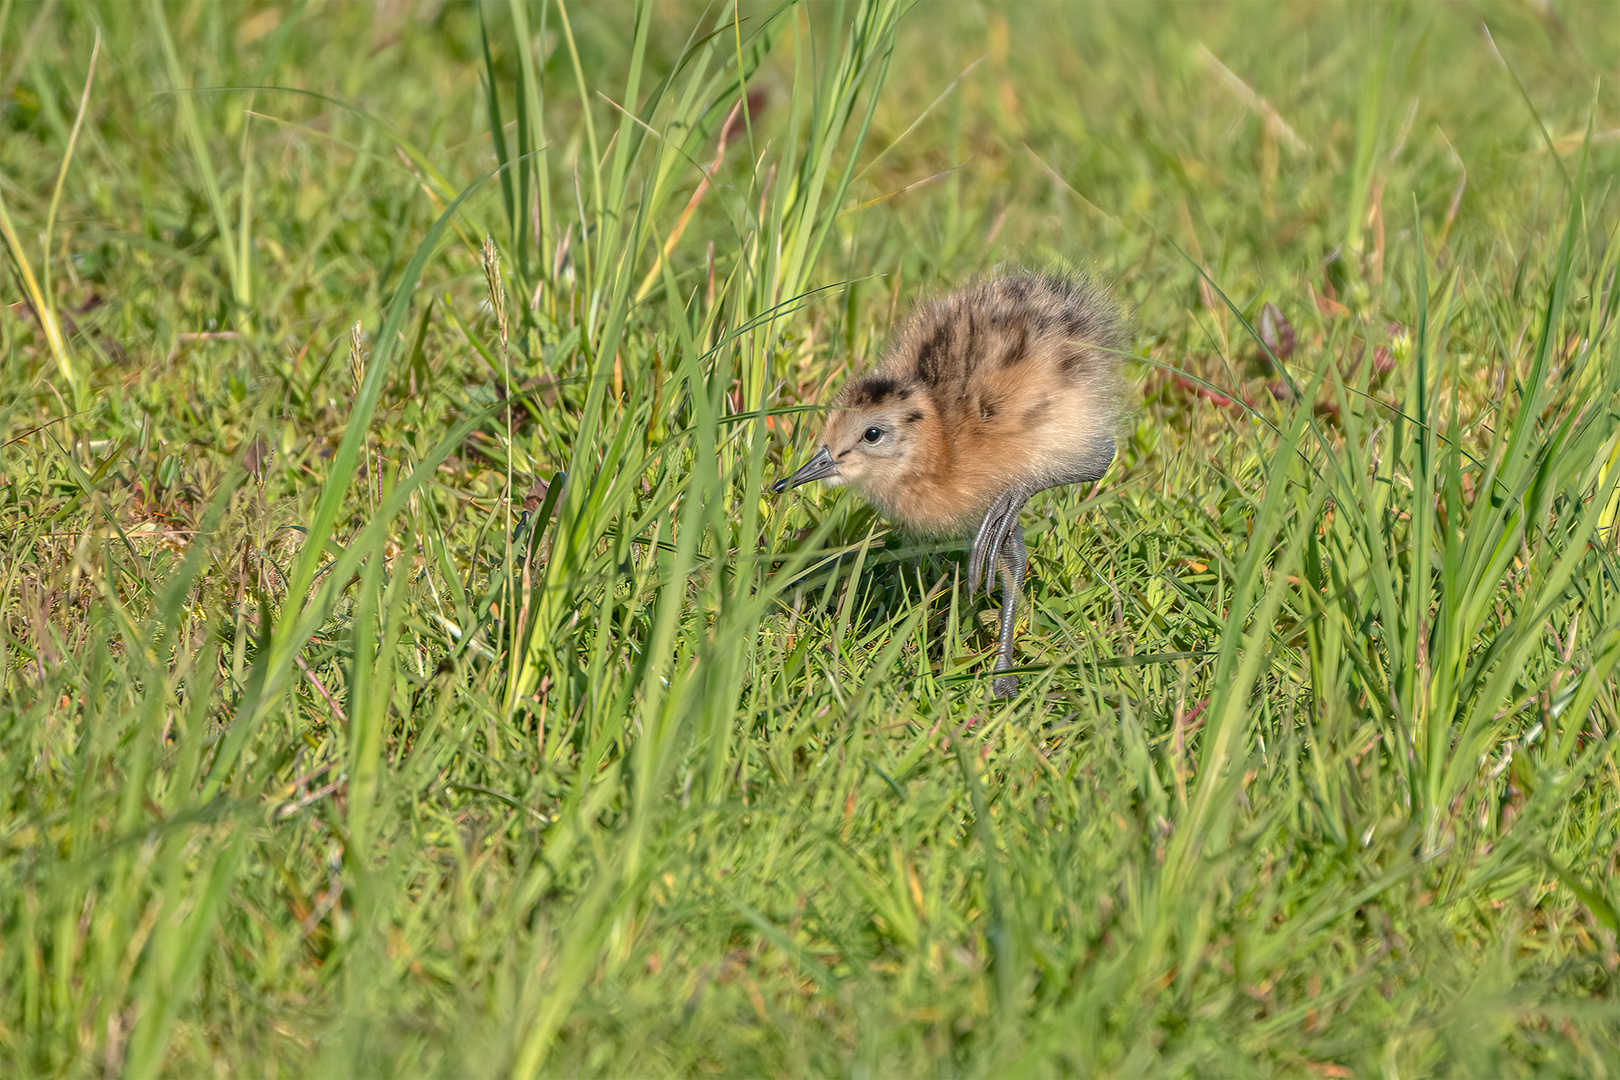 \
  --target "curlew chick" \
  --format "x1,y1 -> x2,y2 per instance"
772,273 -> 1128,697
